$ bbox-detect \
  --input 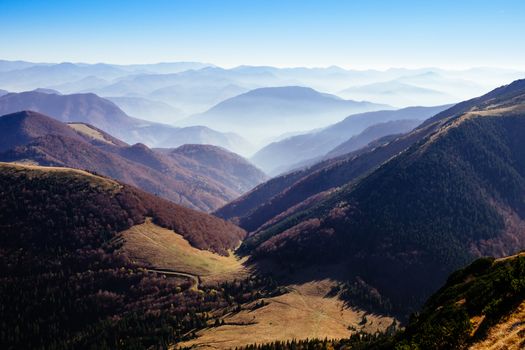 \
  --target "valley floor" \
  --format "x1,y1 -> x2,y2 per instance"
178,279 -> 394,349
119,220 -> 395,349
